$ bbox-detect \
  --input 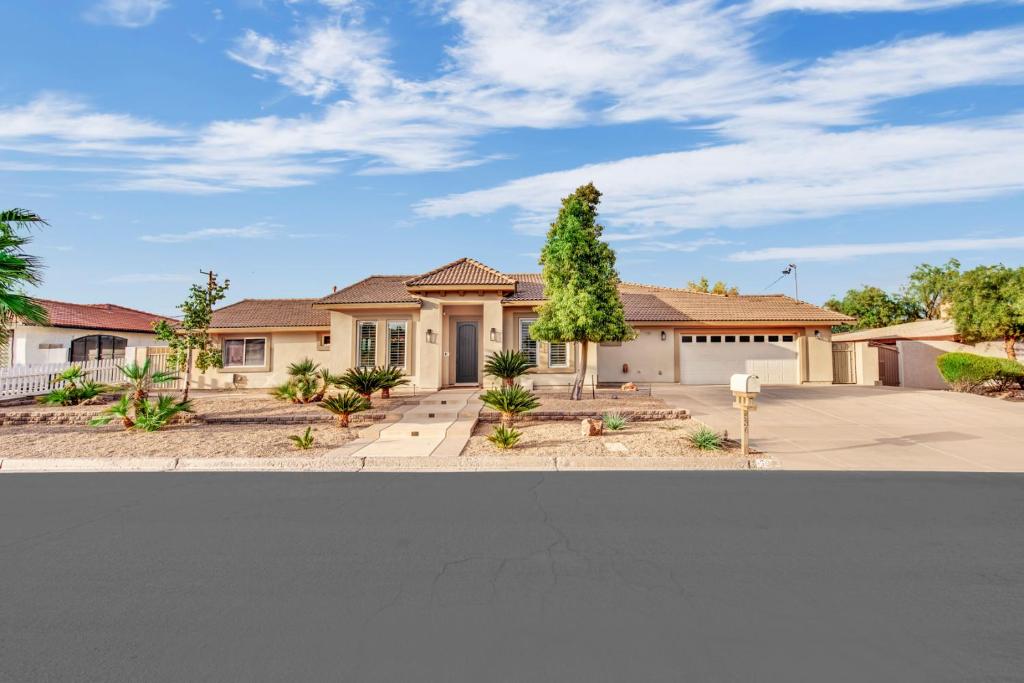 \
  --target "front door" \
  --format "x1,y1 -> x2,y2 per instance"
455,321 -> 479,384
